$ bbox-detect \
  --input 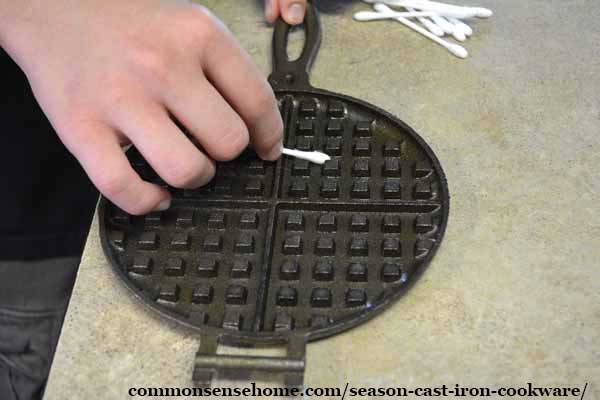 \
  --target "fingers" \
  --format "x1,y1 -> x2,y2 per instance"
202,28 -> 283,161
265,0 -> 280,23
269,0 -> 307,25
71,122 -> 170,215
110,99 -> 216,189
164,75 -> 249,162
